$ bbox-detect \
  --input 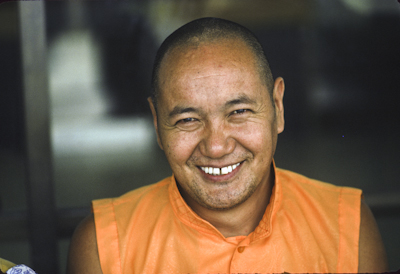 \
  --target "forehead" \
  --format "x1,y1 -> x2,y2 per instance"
158,39 -> 262,97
